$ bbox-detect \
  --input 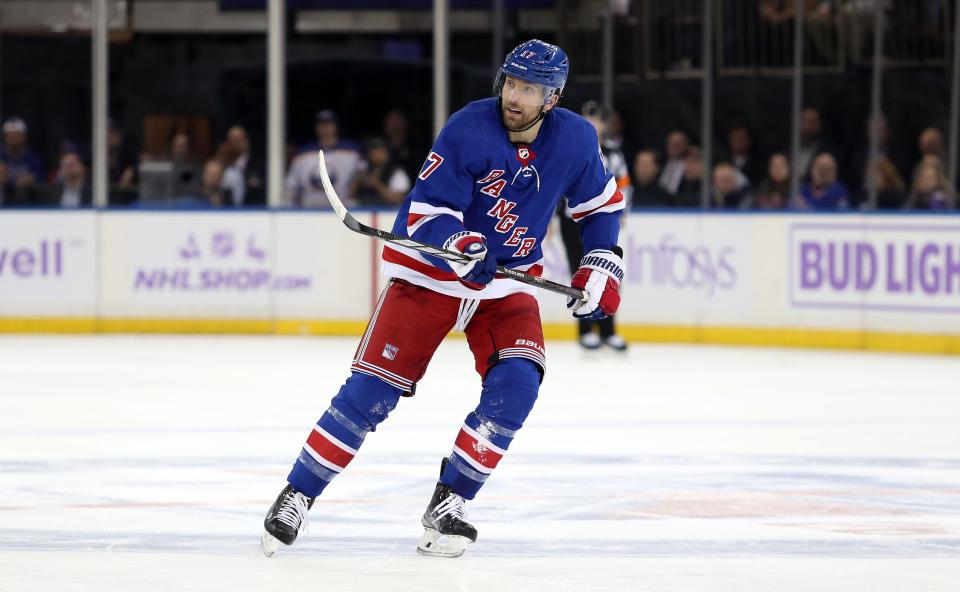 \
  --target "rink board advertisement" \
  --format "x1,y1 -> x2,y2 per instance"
98,211 -> 374,322
0,210 -> 958,352
271,212 -> 375,325
98,212 -> 277,318
0,211 -> 97,317
621,216 -> 753,325
537,215 -> 754,325
789,220 -> 960,313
